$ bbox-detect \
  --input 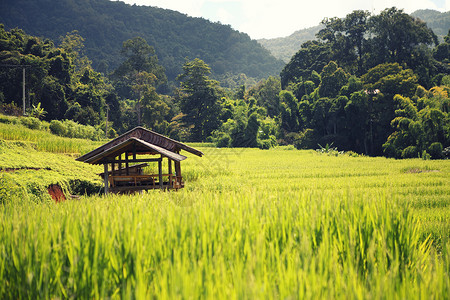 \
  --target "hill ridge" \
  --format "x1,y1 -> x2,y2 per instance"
0,0 -> 284,81
258,9 -> 449,62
